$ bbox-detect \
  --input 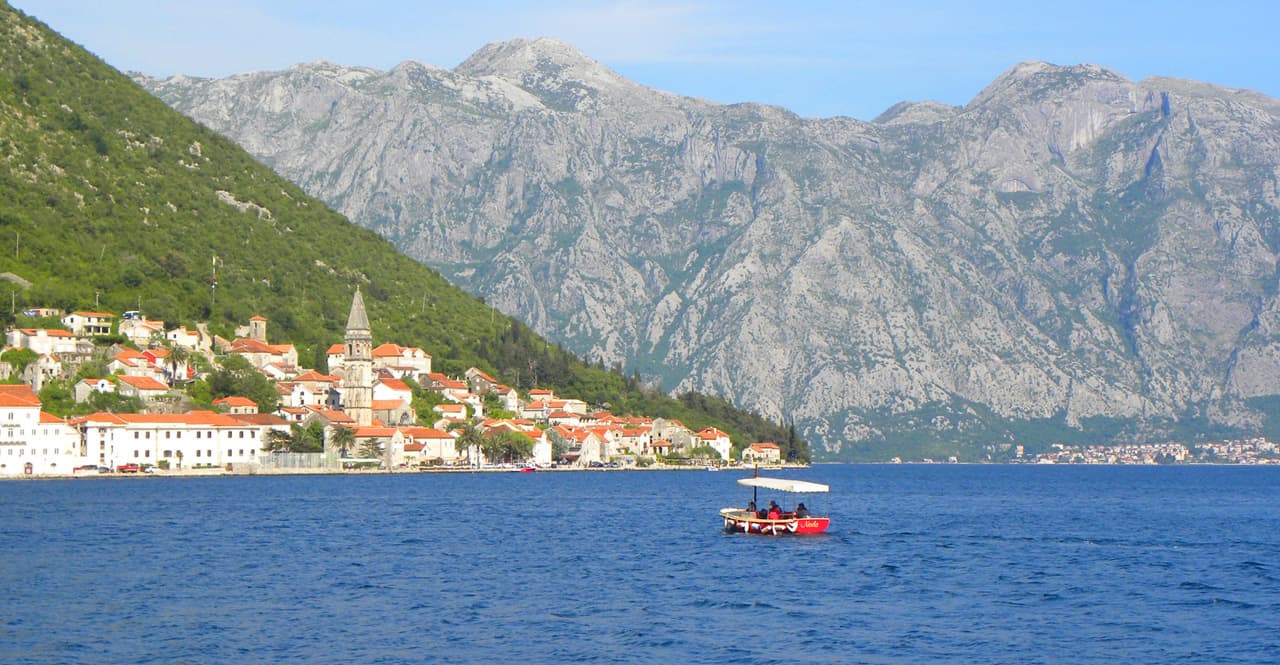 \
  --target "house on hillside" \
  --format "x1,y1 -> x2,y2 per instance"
214,396 -> 259,415
108,348 -> 167,384
291,371 -> 341,408
115,375 -> 170,401
119,317 -> 165,347
74,377 -> 116,403
165,326 -> 205,352
61,311 -> 113,336
6,328 -> 79,356
228,337 -> 298,371
492,384 -> 520,413
143,347 -> 192,384
465,368 -> 501,395
372,343 -> 431,377
20,353 -> 64,392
